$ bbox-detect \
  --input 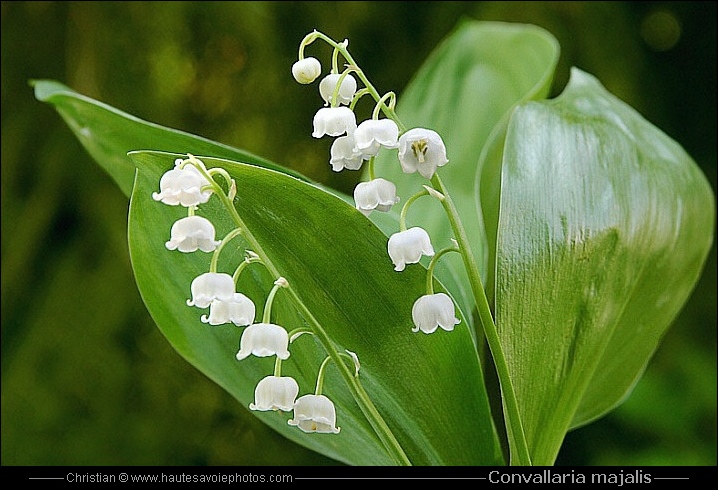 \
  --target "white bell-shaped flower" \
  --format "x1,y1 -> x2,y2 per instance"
249,375 -> 300,412
353,119 -> 399,157
288,394 -> 341,434
312,107 -> 357,138
186,272 -> 236,308
411,293 -> 460,334
330,134 -> 364,171
387,227 -> 435,272
236,323 -> 290,360
165,216 -> 221,253
319,73 -> 357,106
292,57 -> 322,84
152,162 -> 212,207
398,128 -> 449,179
354,178 -> 400,216
201,292 -> 255,326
